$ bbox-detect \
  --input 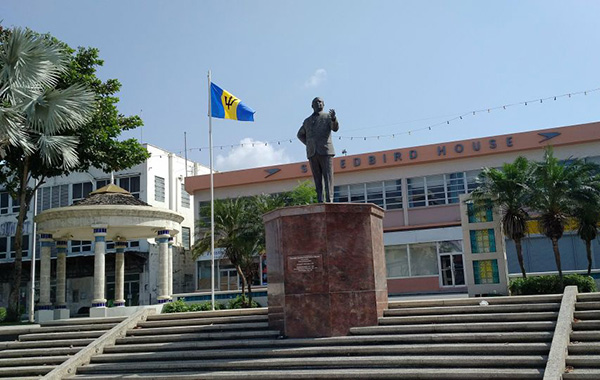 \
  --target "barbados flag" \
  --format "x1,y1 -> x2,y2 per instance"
210,83 -> 255,122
